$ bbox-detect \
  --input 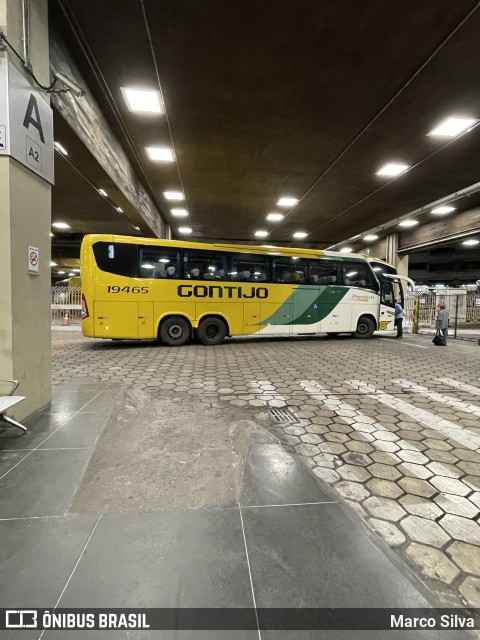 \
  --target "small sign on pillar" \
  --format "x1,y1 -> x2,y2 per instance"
28,246 -> 39,274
